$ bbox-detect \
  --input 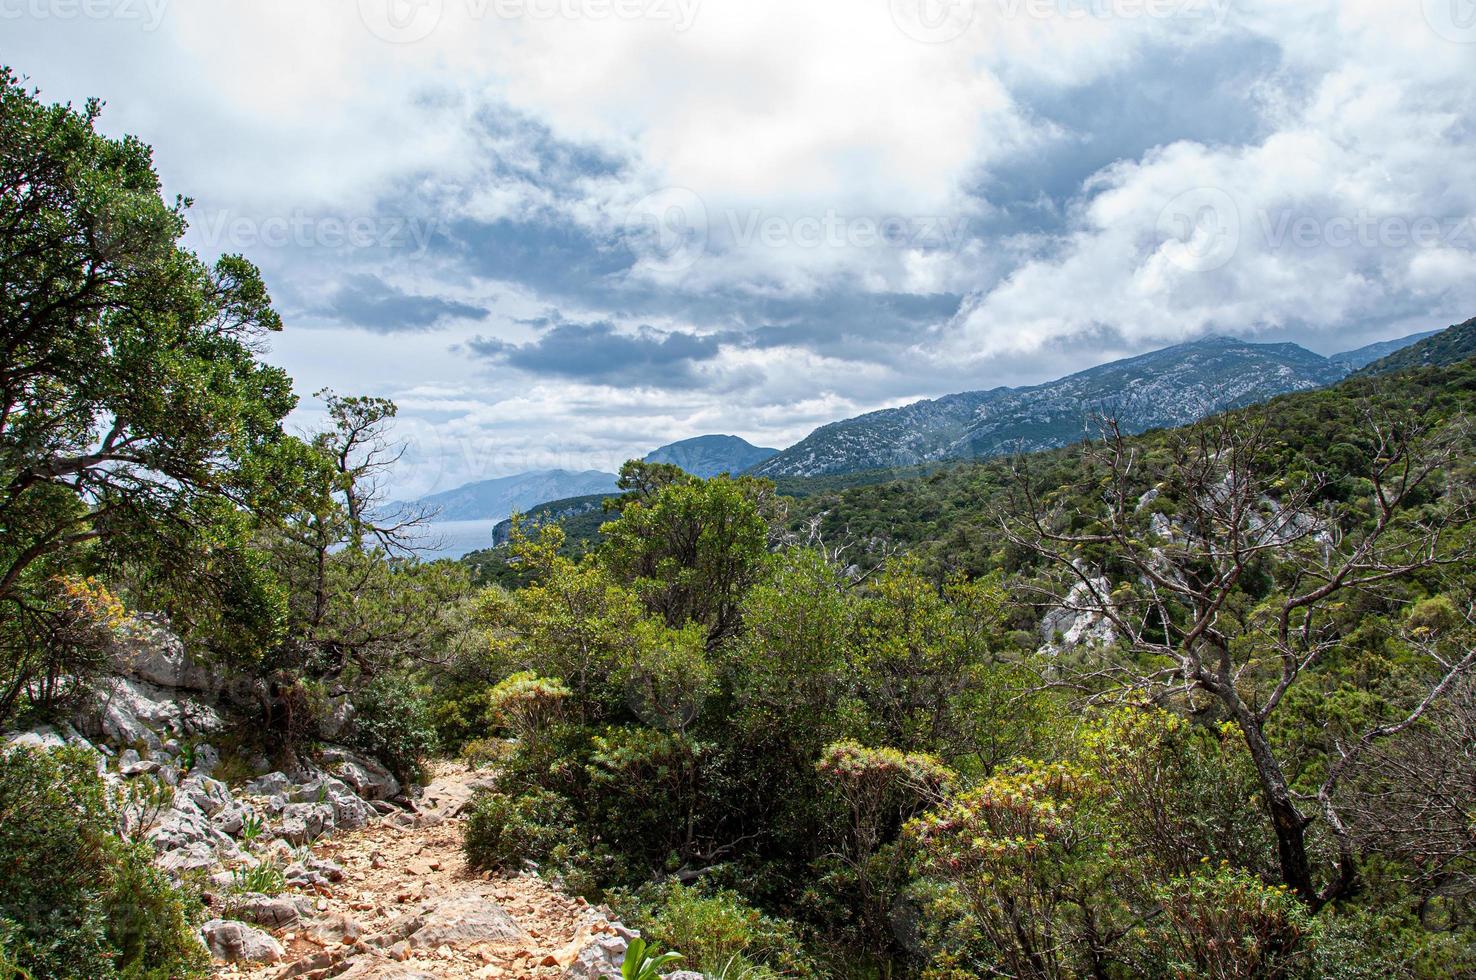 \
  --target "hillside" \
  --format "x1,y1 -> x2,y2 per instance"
1356,315 -> 1476,376
785,355 -> 1476,576
643,434 -> 779,476
751,333 -> 1433,479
